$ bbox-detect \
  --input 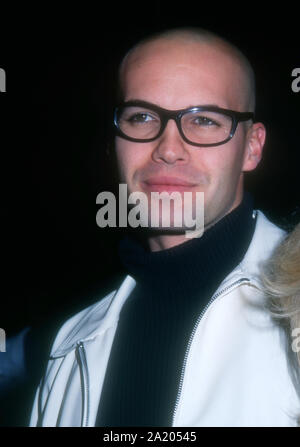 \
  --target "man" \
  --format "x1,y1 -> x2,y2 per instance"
30,27 -> 300,427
